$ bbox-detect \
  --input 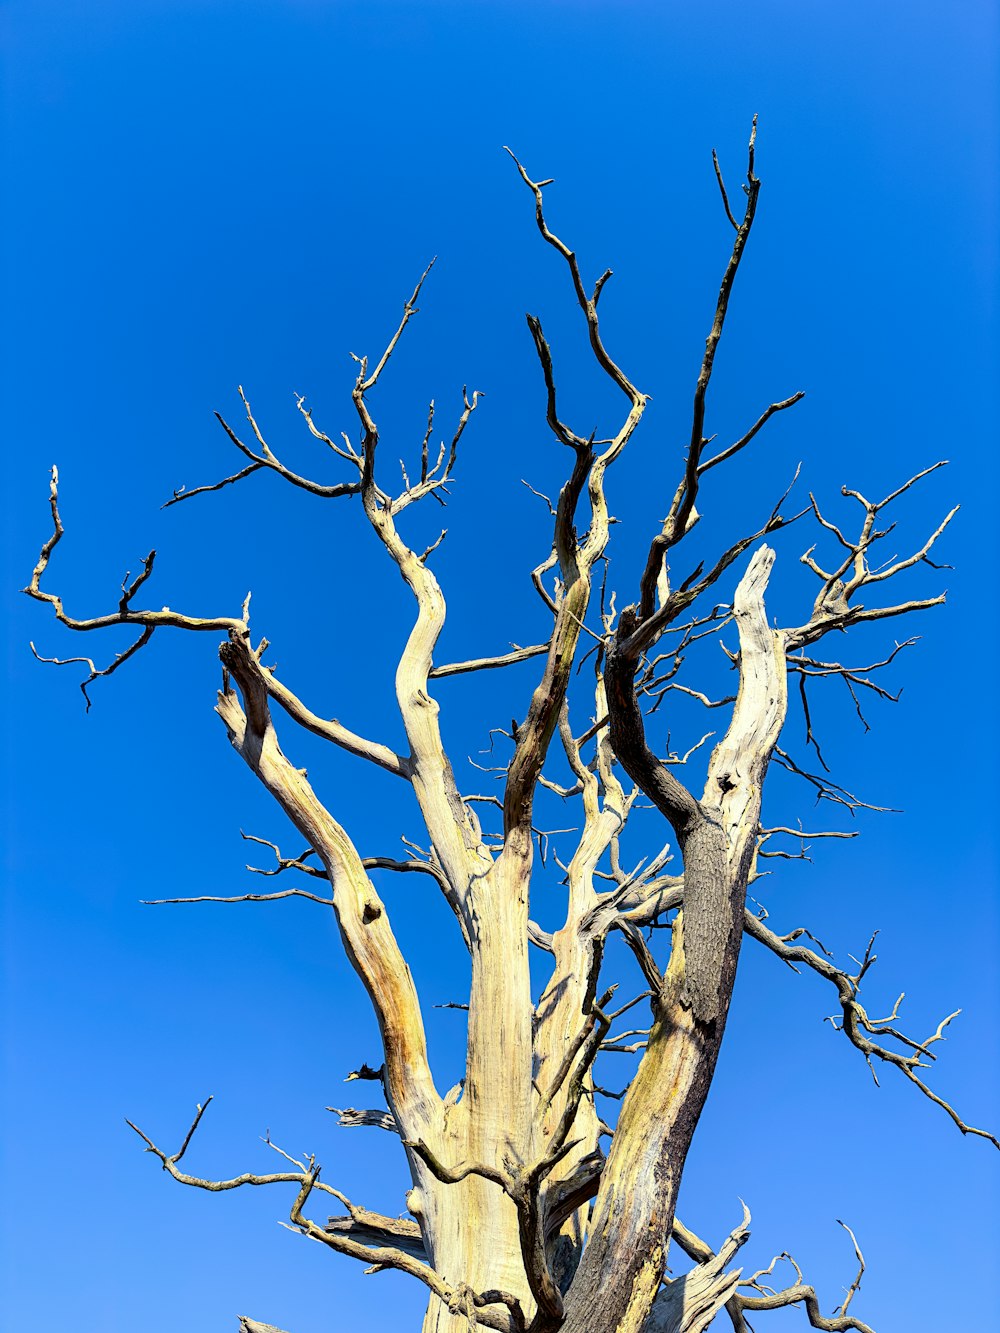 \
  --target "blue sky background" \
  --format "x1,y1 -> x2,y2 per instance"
2,2 -> 997,1330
